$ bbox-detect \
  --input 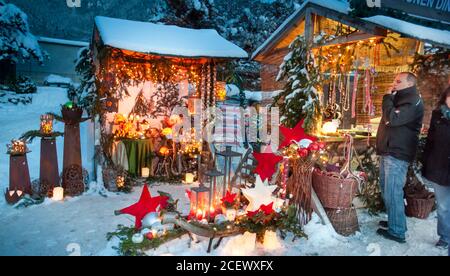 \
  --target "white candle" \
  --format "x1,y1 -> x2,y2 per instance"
52,187 -> 64,201
142,167 -> 150,178
185,173 -> 194,184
